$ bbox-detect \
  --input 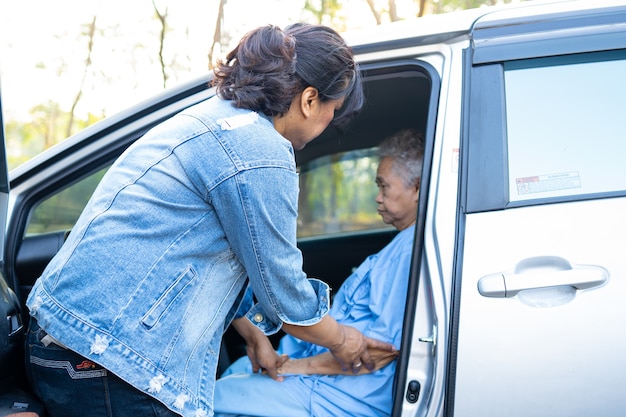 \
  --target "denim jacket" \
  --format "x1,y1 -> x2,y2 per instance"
26,95 -> 331,417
